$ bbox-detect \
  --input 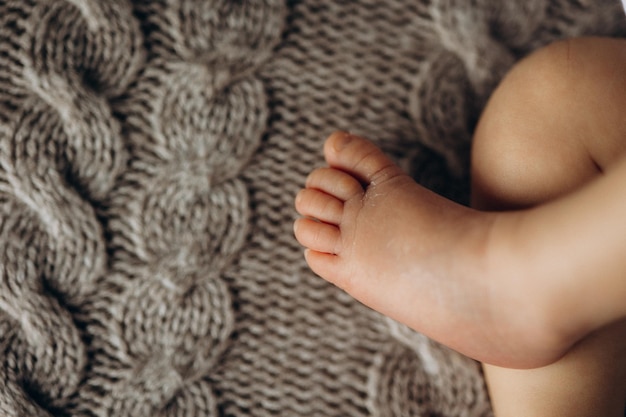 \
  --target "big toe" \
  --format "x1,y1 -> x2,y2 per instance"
323,131 -> 404,186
